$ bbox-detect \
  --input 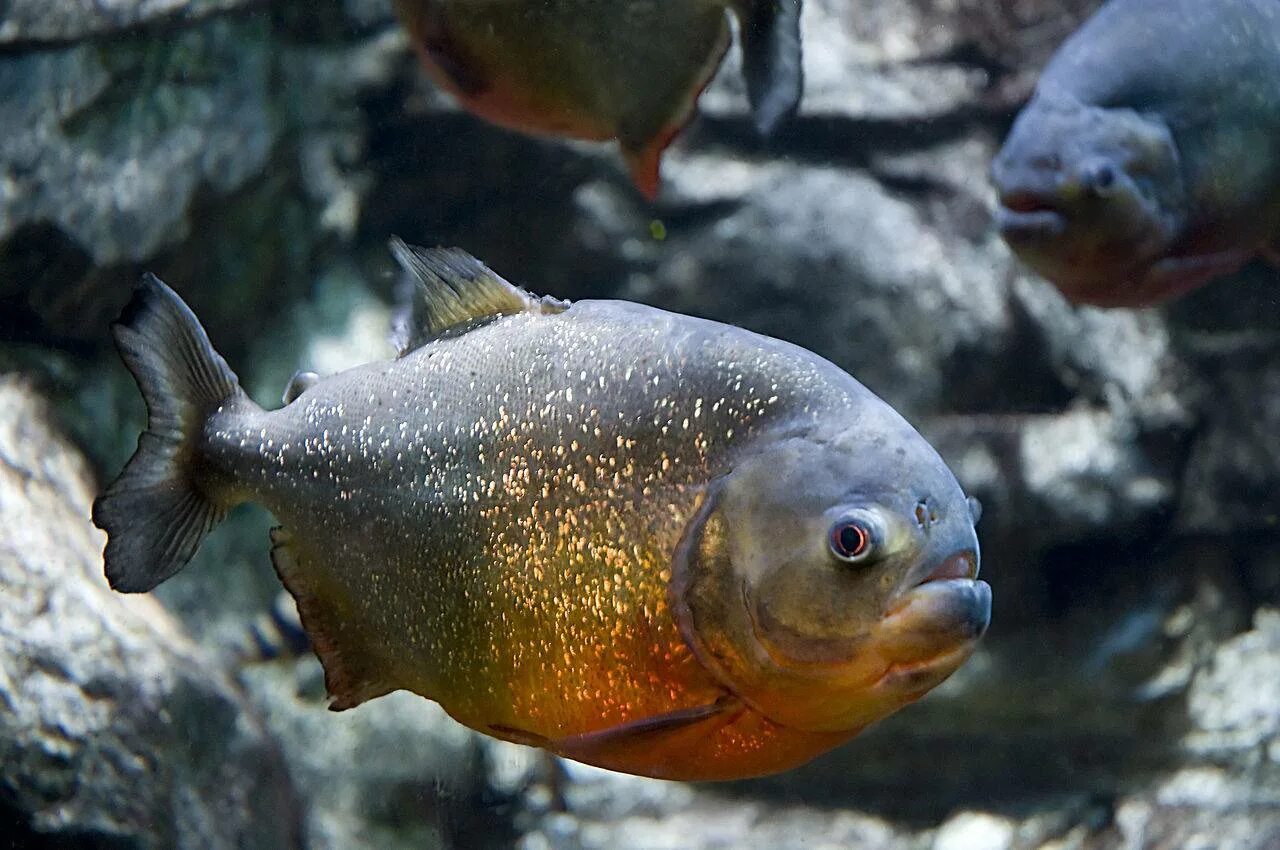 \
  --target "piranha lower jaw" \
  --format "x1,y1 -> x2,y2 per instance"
758,567 -> 990,734
994,197 -> 1068,242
